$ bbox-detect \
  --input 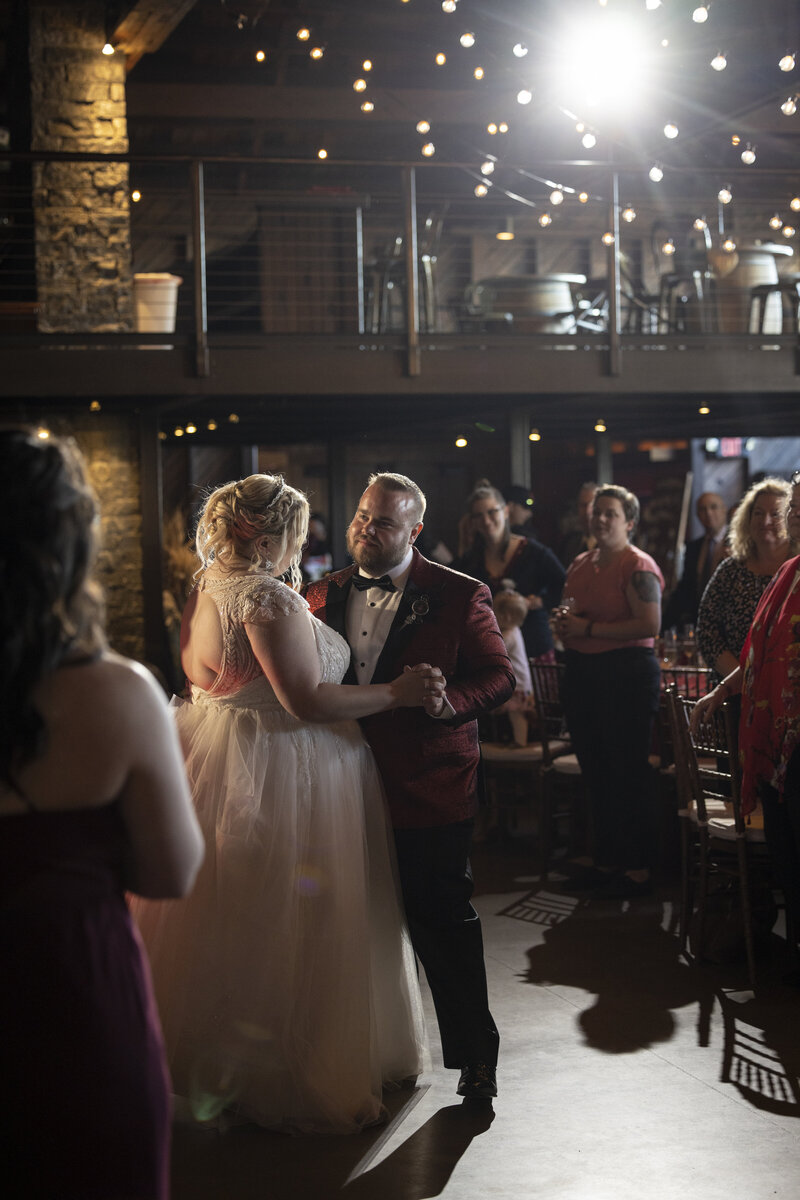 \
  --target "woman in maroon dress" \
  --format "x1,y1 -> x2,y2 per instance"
0,431 -> 204,1199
